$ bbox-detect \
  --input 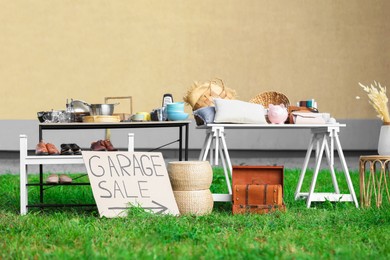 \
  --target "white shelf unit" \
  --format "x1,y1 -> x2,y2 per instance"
19,133 -> 135,215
